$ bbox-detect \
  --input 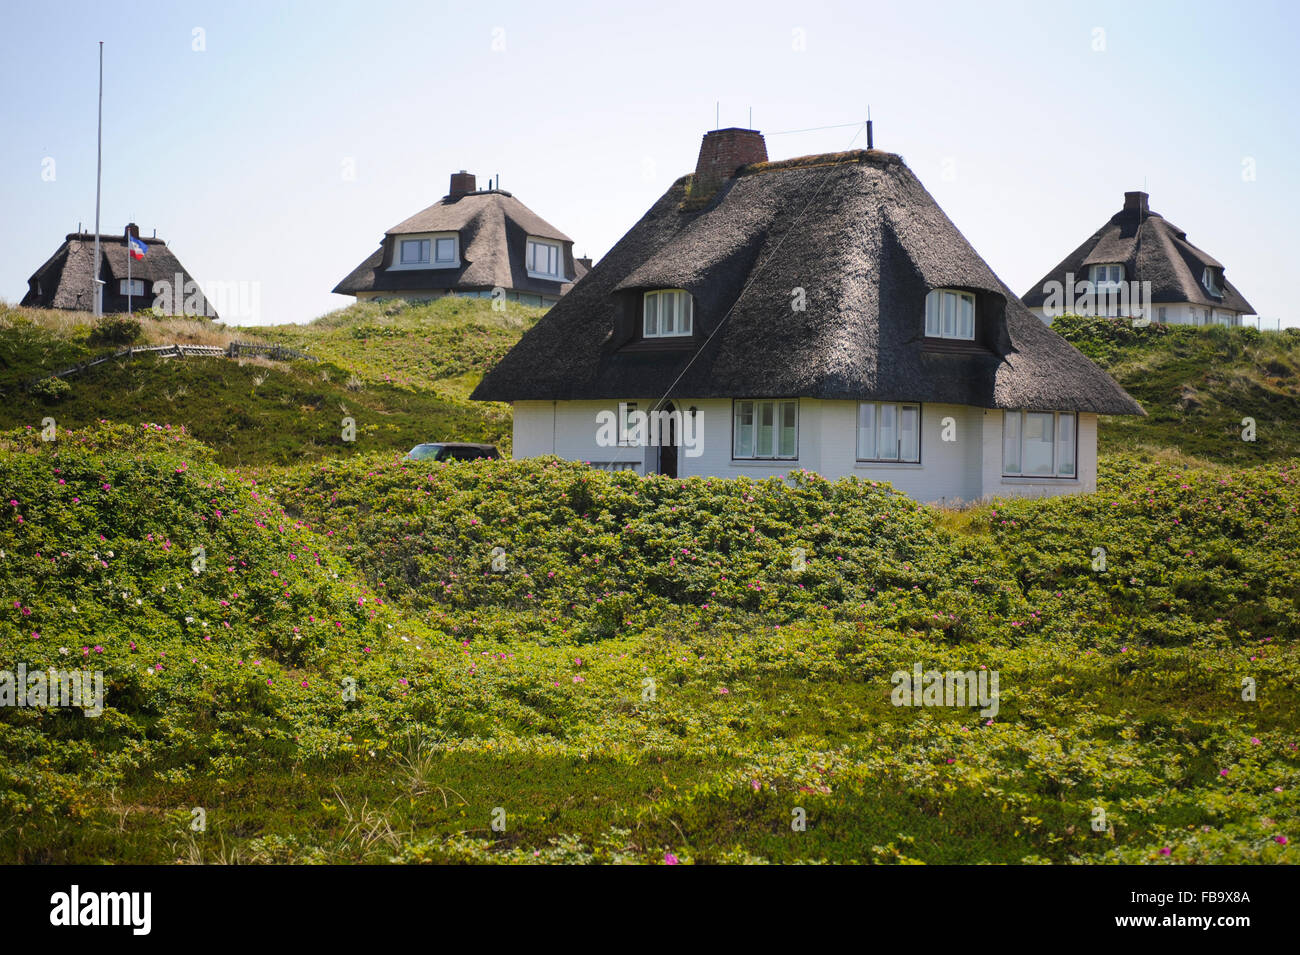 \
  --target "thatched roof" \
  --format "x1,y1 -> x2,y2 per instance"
1022,193 -> 1254,314
471,149 -> 1143,416
333,189 -> 587,297
21,231 -> 215,318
